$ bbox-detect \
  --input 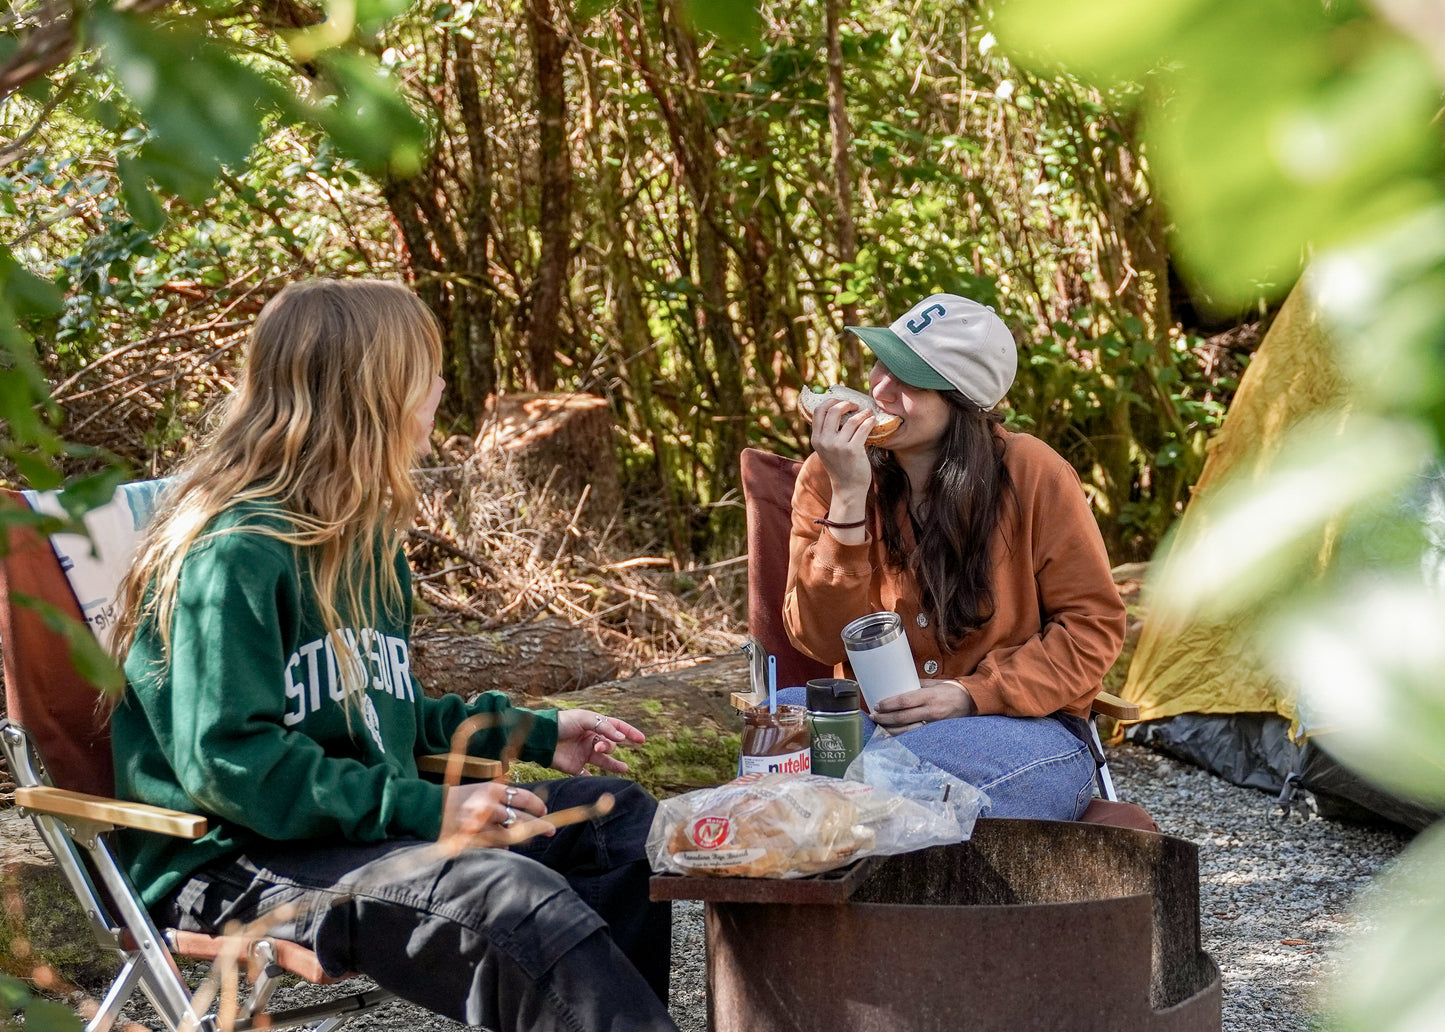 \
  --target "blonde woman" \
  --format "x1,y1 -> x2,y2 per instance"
111,279 -> 678,1031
